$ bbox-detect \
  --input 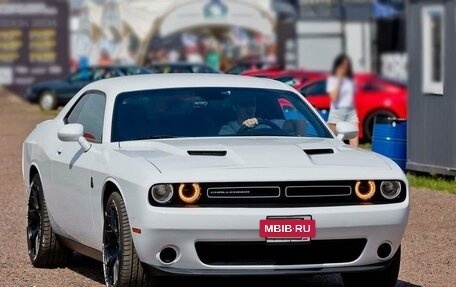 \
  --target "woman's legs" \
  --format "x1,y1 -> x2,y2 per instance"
349,136 -> 359,147
327,108 -> 359,147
